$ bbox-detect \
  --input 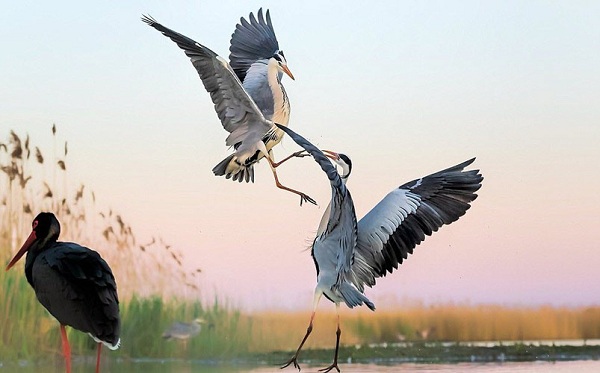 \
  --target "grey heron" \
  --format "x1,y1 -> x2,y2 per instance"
276,125 -> 483,372
142,10 -> 315,205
